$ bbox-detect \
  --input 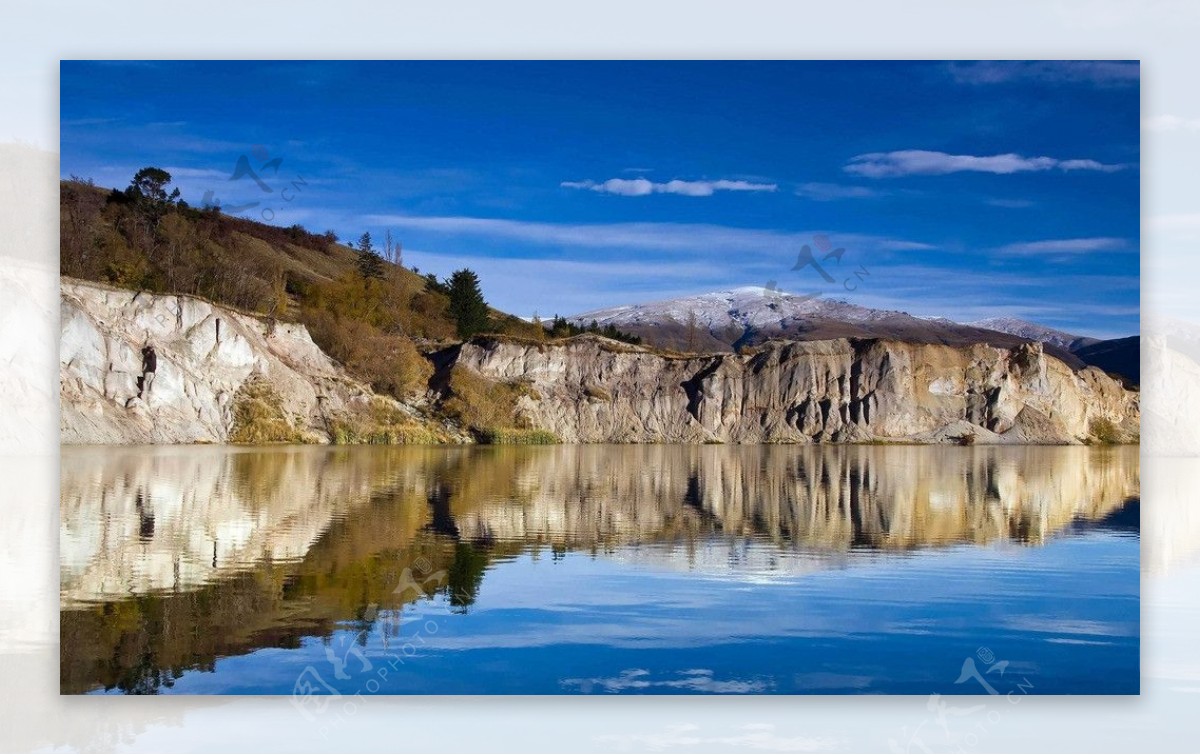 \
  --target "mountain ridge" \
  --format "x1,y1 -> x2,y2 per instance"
565,287 -> 1107,365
